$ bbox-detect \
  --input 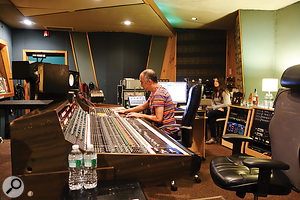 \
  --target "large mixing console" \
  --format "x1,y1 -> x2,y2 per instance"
10,97 -> 201,198
90,107 -> 189,155
56,101 -> 190,156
